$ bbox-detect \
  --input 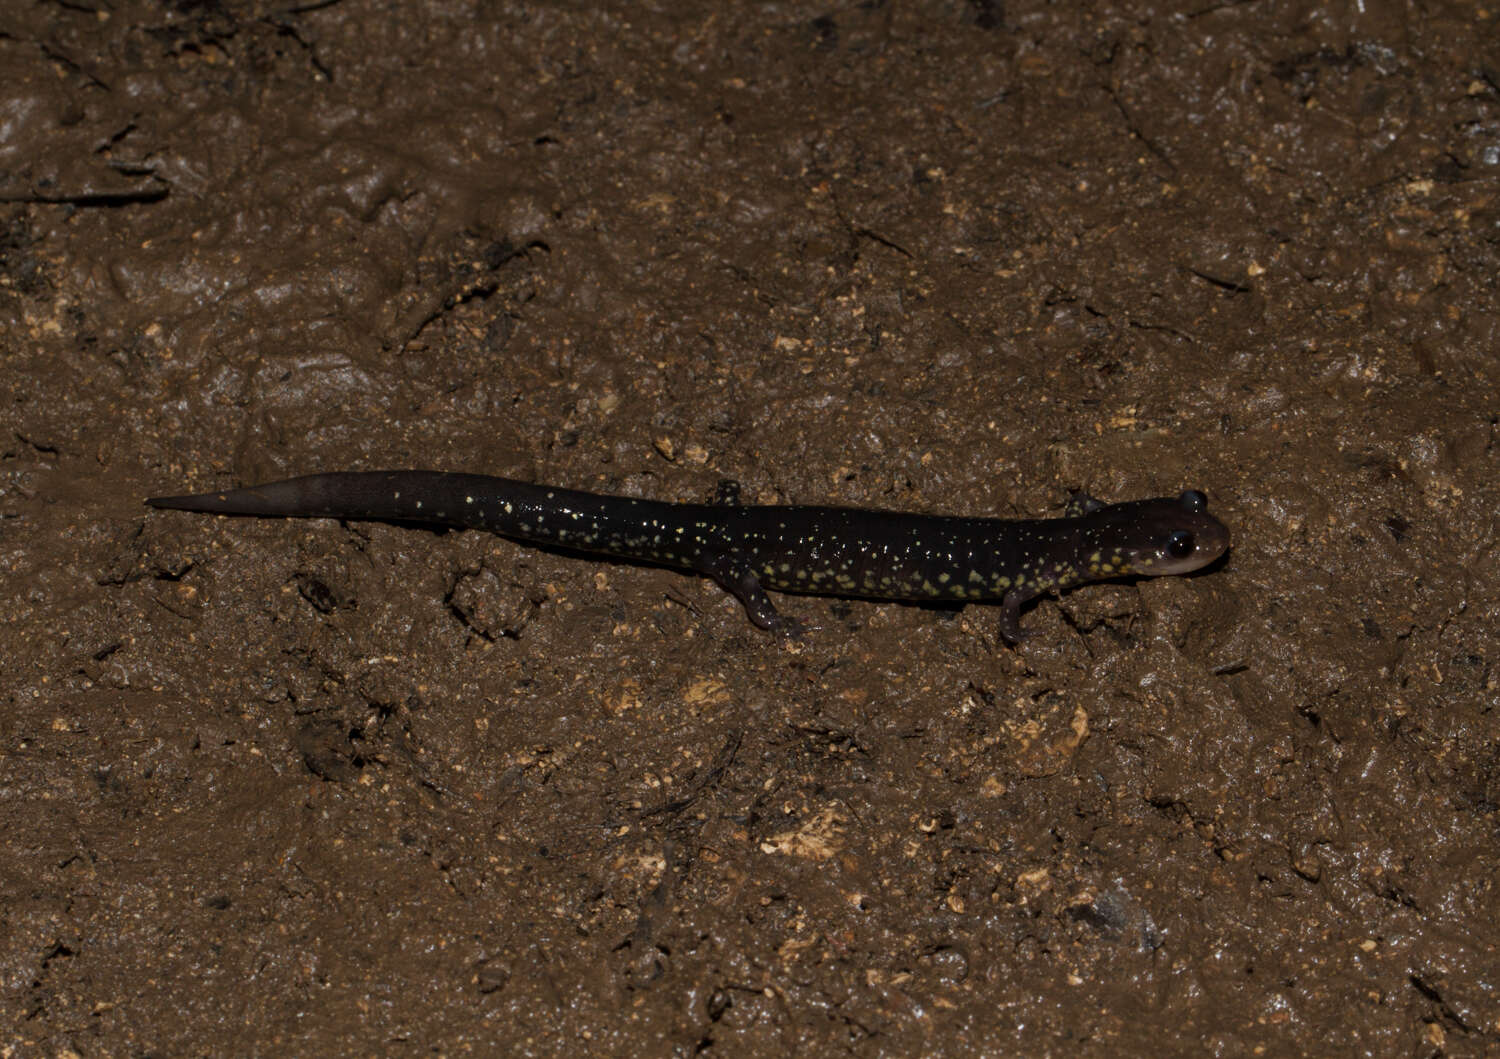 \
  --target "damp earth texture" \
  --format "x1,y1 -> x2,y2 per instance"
2,1 -> 1499,1054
